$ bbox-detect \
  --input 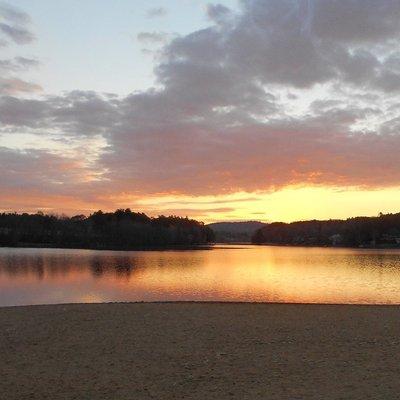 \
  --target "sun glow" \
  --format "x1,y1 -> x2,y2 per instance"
132,186 -> 400,223
3,186 -> 400,223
